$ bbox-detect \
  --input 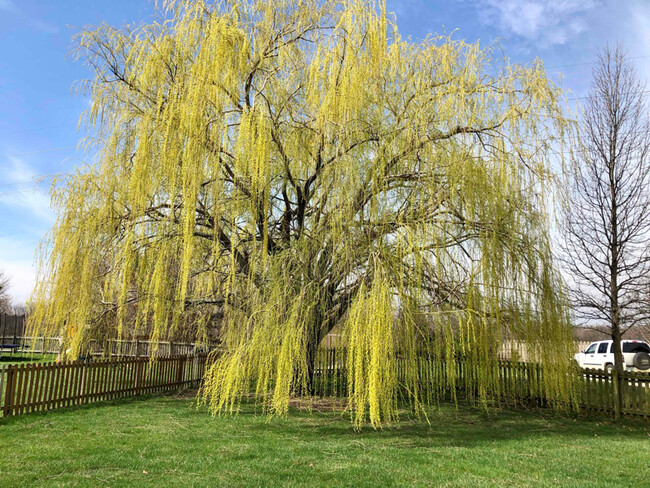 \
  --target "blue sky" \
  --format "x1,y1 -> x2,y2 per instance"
1,0 -> 650,303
